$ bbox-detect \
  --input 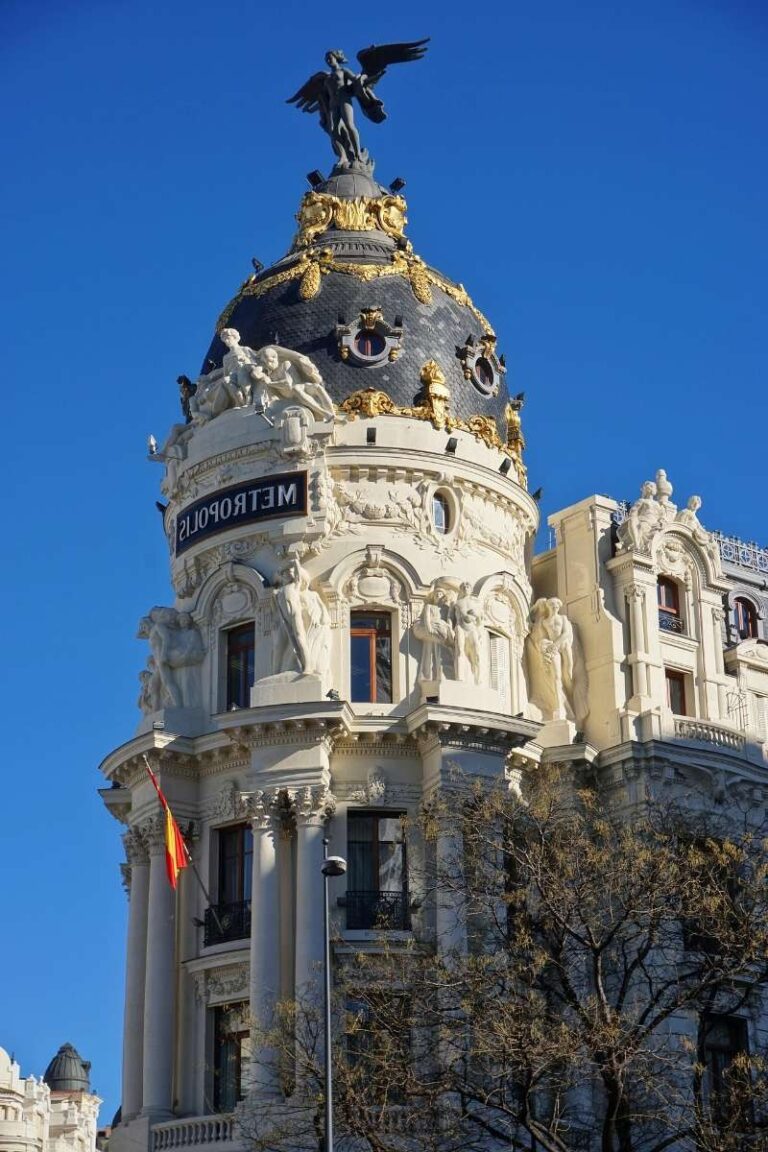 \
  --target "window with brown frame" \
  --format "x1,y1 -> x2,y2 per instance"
734,597 -> 758,641
665,668 -> 688,715
350,612 -> 393,703
225,623 -> 255,710
658,577 -> 685,634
